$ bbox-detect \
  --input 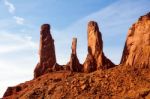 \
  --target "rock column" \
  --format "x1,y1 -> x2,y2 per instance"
34,24 -> 56,78
83,21 -> 115,73
66,38 -> 82,72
